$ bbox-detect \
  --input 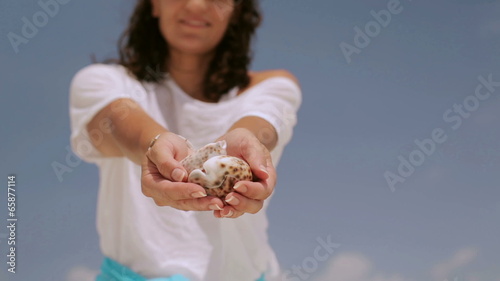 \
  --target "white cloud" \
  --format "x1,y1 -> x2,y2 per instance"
65,265 -> 99,281
320,253 -> 371,281
313,247 -> 480,281
313,252 -> 412,281
431,247 -> 479,281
